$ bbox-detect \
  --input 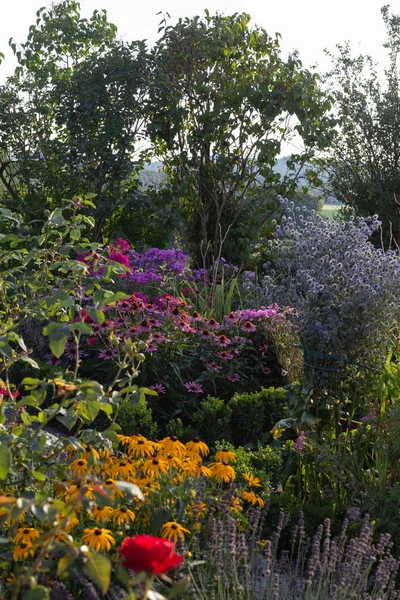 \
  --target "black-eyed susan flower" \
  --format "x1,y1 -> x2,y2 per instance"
209,461 -> 236,482
90,505 -> 114,523
144,457 -> 169,479
161,521 -> 190,542
58,512 -> 80,532
14,527 -> 40,545
82,528 -> 115,552
128,435 -> 155,458
159,436 -> 186,458
65,481 -> 95,501
83,445 -> 100,462
243,472 -> 261,488
180,458 -> 211,479
230,497 -> 243,513
138,478 -> 161,496
69,458 -> 89,477
112,506 -> 135,526
13,542 -> 34,561
185,439 -> 210,457
164,453 -> 181,469
241,491 -> 265,507
111,459 -> 135,480
185,502 -> 207,519
215,448 -> 236,463
102,478 -> 124,499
